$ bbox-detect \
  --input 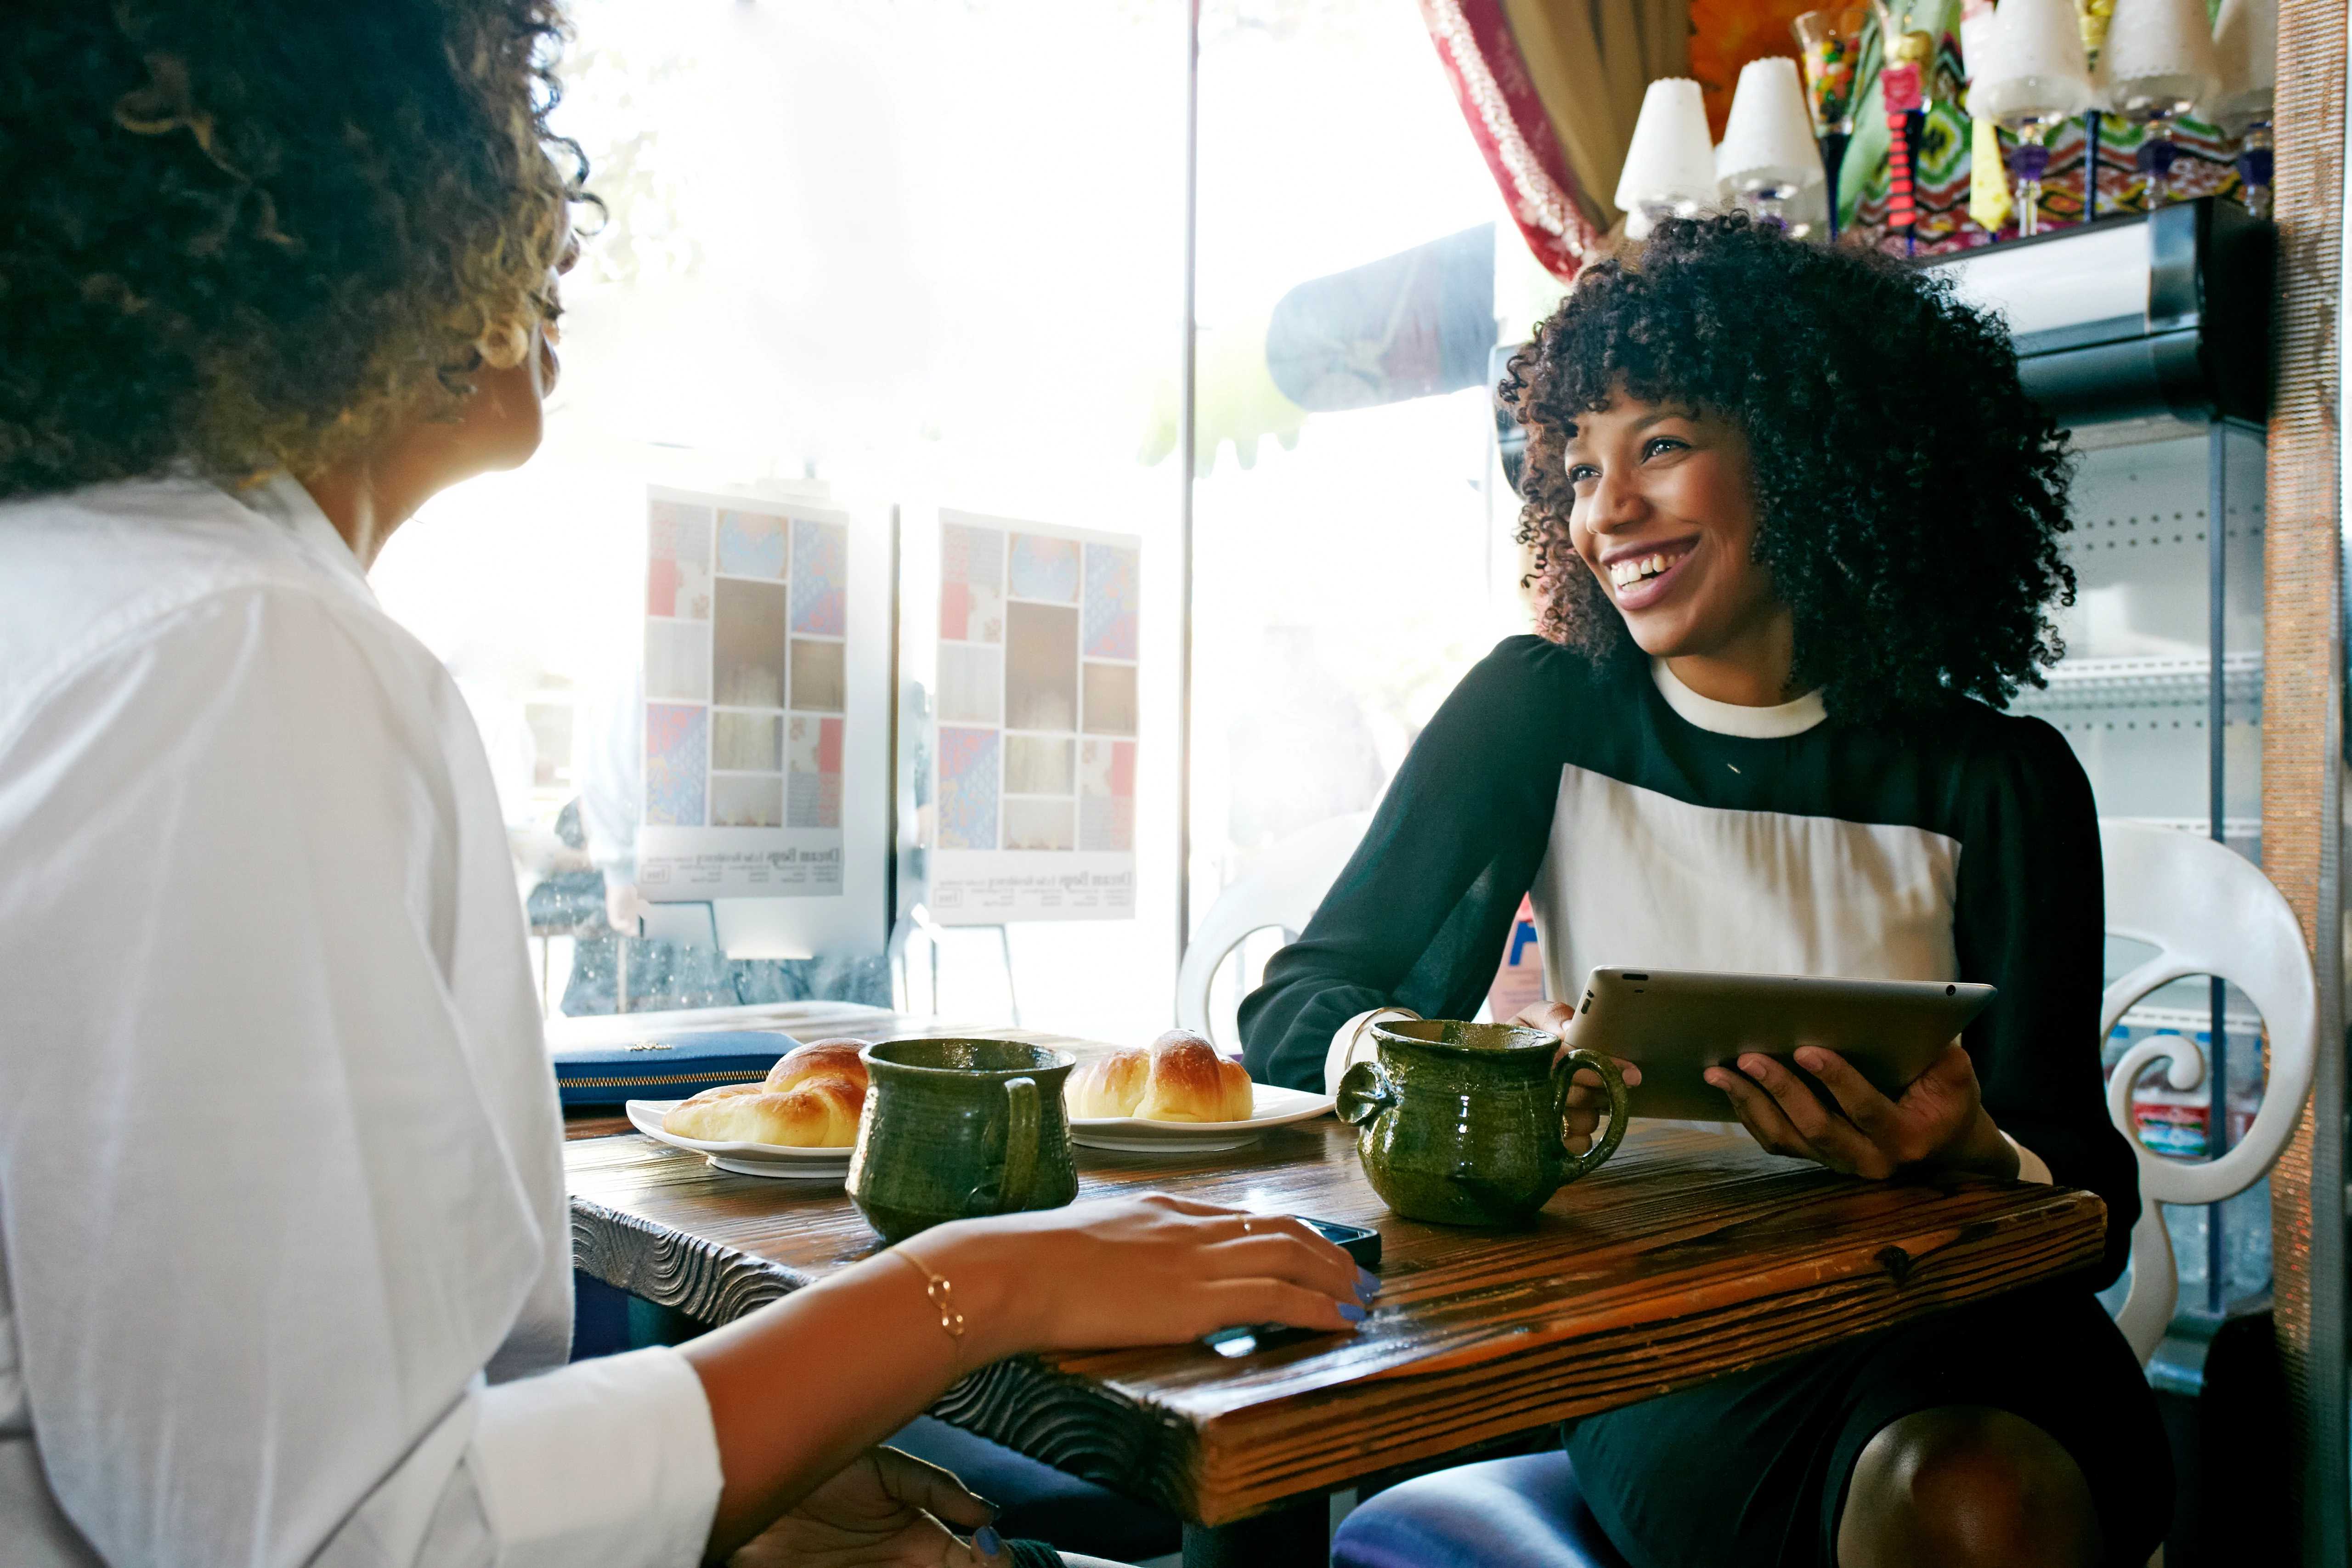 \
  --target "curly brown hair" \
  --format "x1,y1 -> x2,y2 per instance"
1502,214 -> 2077,722
0,0 -> 582,498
